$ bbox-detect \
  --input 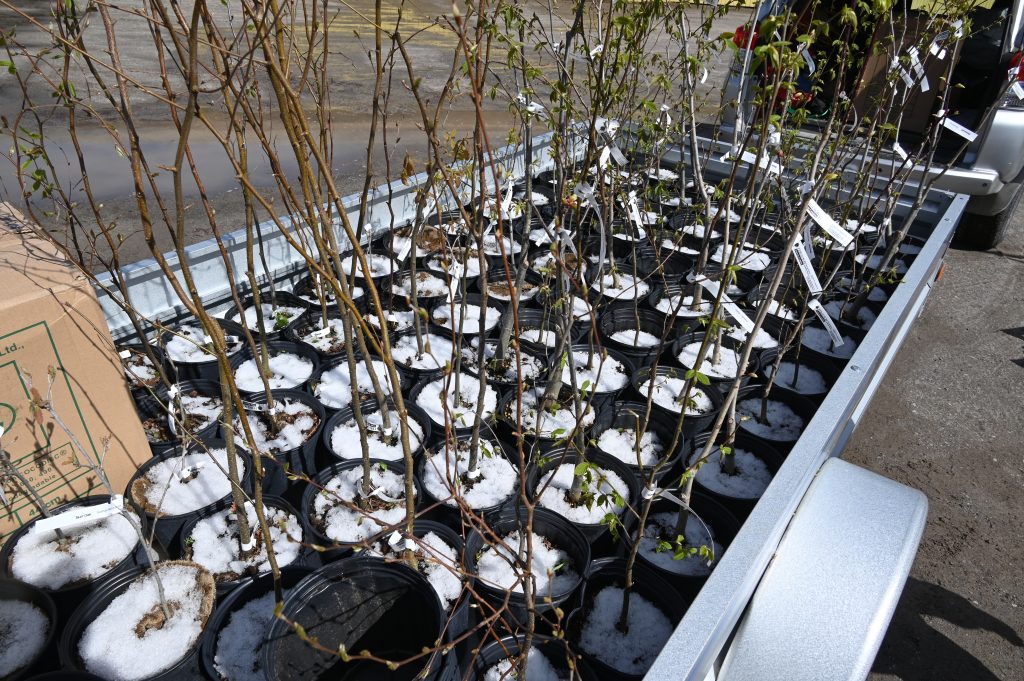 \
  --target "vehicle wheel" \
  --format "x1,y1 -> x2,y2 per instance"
955,184 -> 1022,250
